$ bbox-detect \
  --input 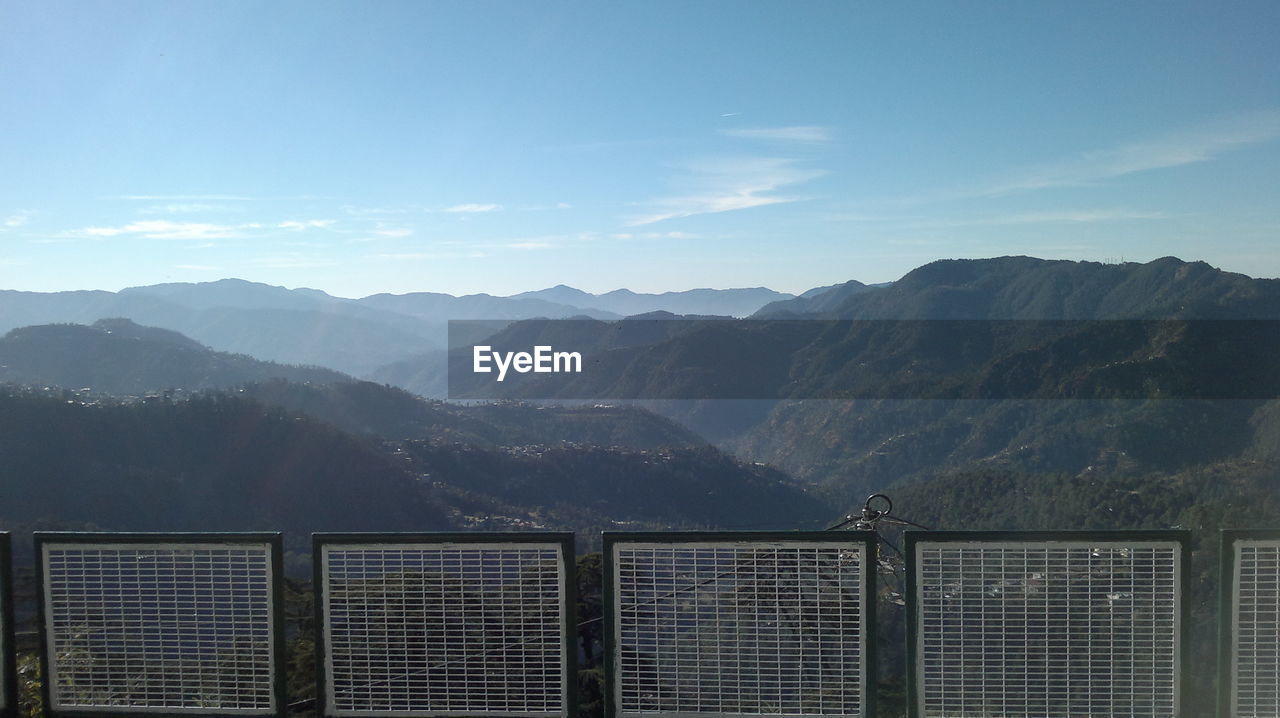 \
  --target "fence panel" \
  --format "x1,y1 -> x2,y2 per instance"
604,531 -> 877,718
1220,529 -> 1280,718
906,530 -> 1190,718
35,532 -> 285,718
313,533 -> 576,718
